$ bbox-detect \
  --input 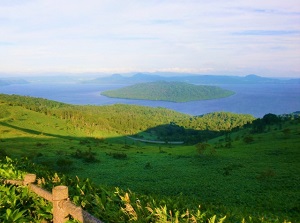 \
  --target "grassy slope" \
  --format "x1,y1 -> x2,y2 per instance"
101,81 -> 235,102
0,103 -> 299,222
